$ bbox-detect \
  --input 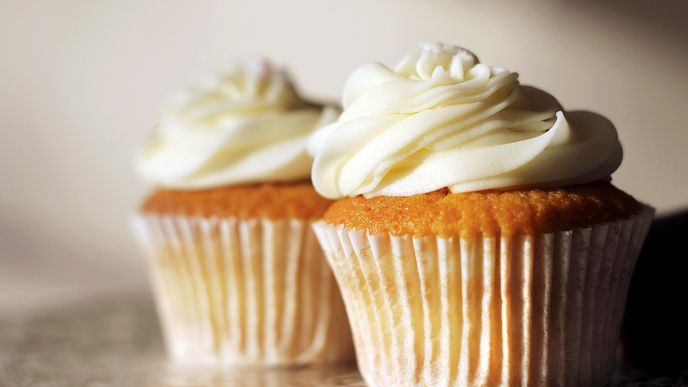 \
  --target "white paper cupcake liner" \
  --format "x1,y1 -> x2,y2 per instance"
131,214 -> 354,366
313,205 -> 654,387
